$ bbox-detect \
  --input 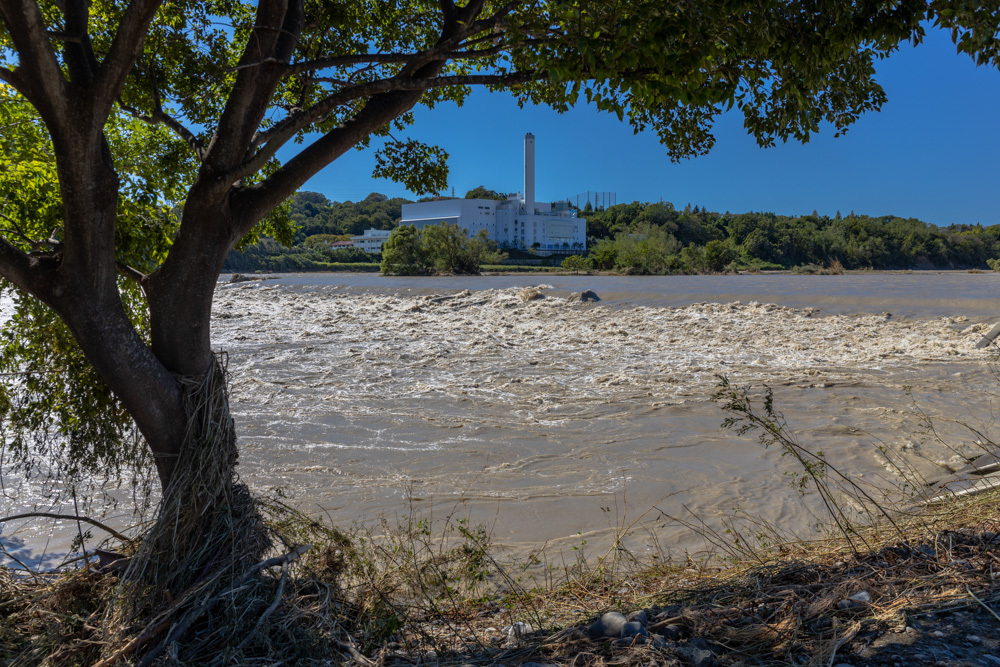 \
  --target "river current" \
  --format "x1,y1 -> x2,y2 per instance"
4,272 -> 1000,565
